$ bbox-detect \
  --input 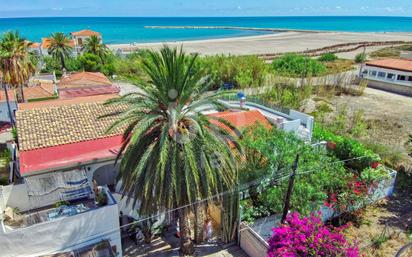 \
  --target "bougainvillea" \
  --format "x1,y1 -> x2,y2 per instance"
267,213 -> 359,257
